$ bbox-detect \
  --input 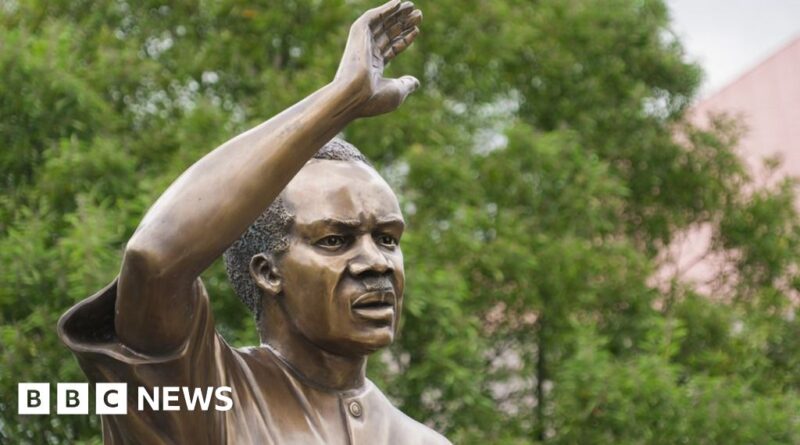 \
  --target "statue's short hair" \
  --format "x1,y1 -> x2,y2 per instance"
223,137 -> 371,316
